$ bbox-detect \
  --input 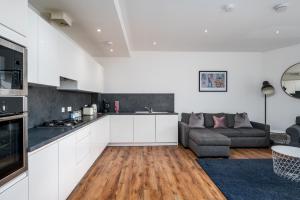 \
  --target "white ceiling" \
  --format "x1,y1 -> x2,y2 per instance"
29,0 -> 130,57
30,0 -> 300,56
